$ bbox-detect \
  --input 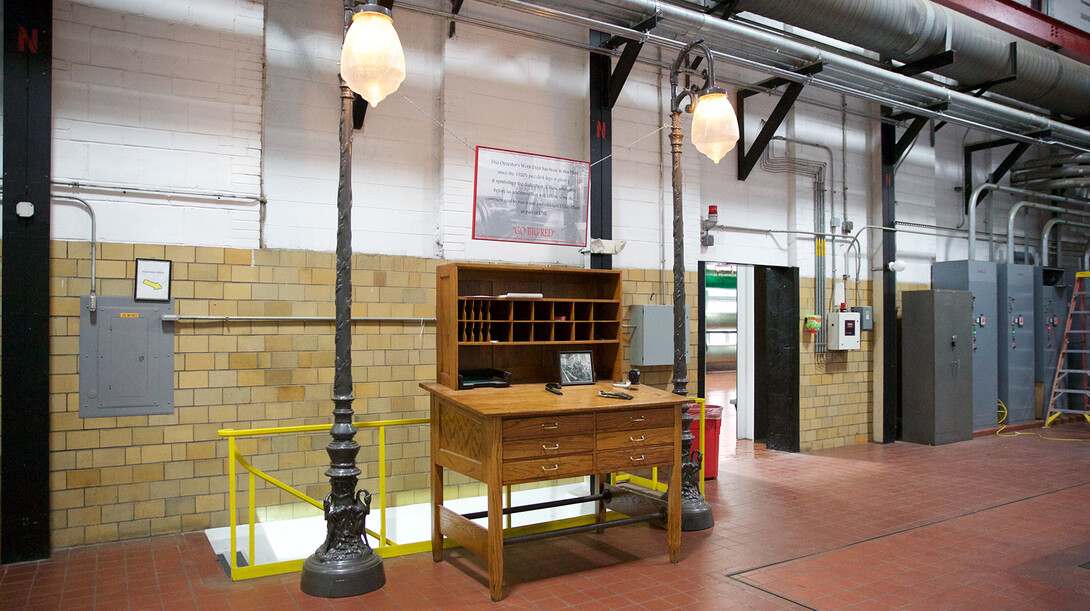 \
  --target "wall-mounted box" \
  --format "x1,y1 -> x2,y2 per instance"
79,296 -> 175,418
630,304 -> 689,367
851,305 -> 873,331
827,310 -> 861,350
